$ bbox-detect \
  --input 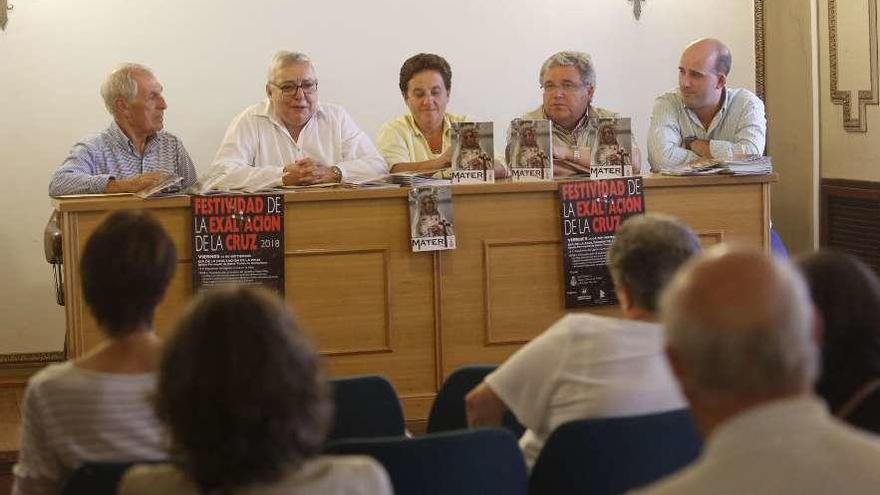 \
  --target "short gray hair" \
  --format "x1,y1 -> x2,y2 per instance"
539,51 -> 596,87
100,63 -> 154,115
608,214 -> 701,312
662,248 -> 819,398
267,51 -> 312,83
